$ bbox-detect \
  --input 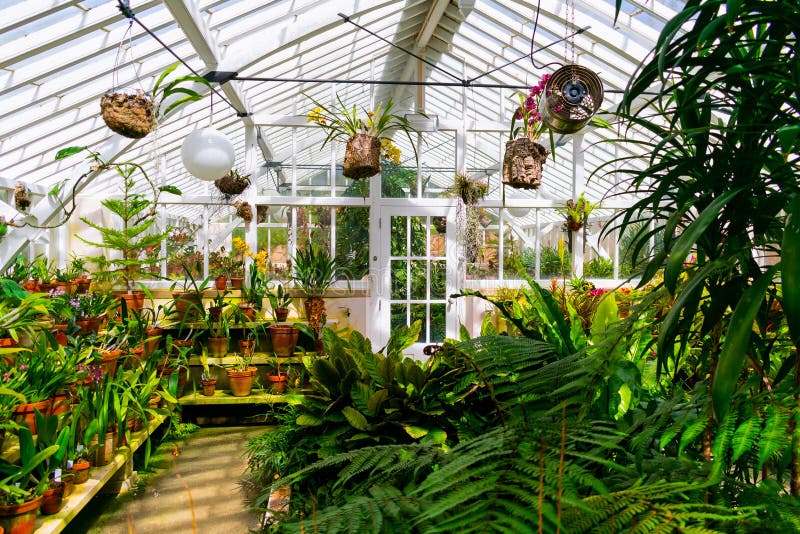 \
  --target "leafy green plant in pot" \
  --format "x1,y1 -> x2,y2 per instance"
199,352 -> 216,397
63,146 -> 182,312
291,244 -> 344,340
205,308 -> 231,358
226,348 -> 256,397
169,259 -> 210,323
268,282 -> 292,322
0,424 -> 60,533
